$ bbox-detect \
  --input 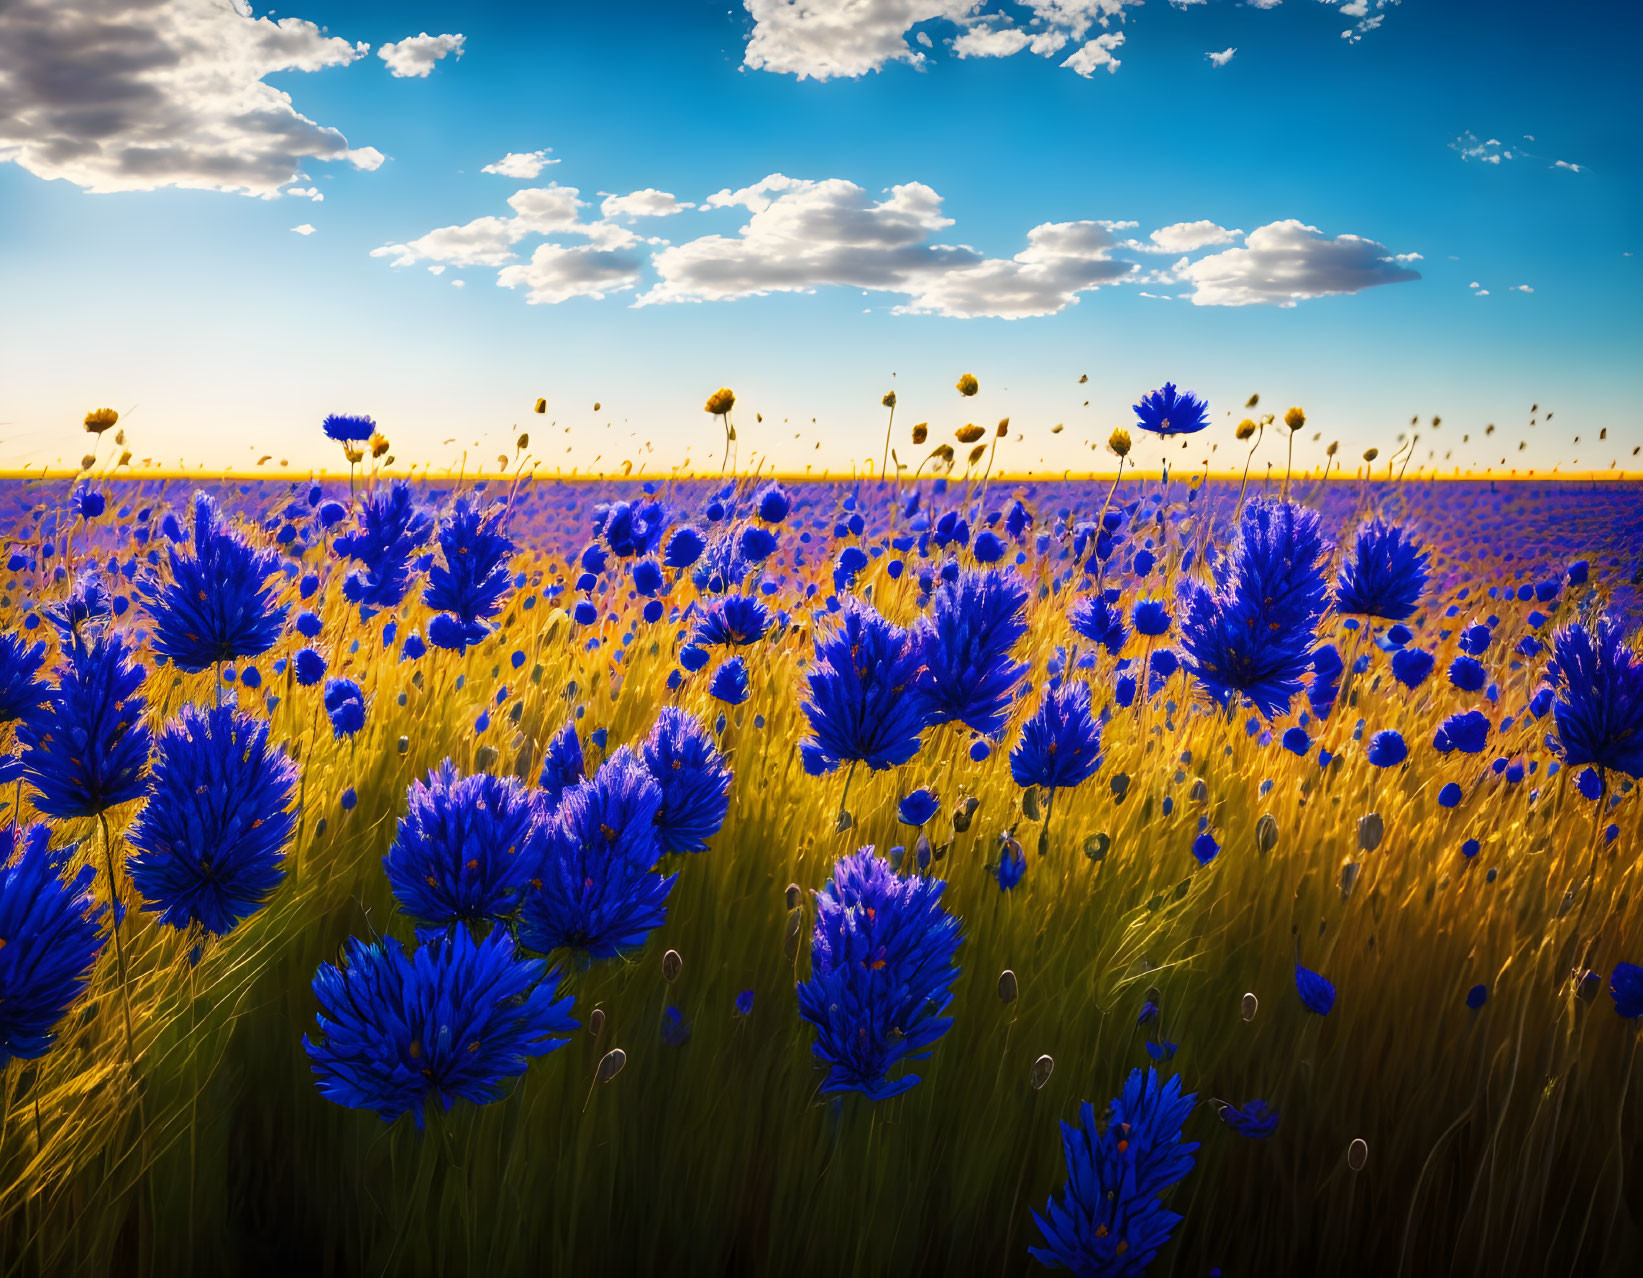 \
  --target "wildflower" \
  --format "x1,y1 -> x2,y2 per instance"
1433,709 -> 1490,755
694,594 -> 769,648
84,407 -> 119,435
1335,519 -> 1430,621
1108,427 -> 1132,458
1543,620 -> 1643,777
1030,1068 -> 1200,1276
304,927 -> 575,1127
754,482 -> 791,523
334,481 -> 433,618
1449,655 -> 1487,692
324,678 -> 366,739
796,847 -> 962,1100
1466,983 -> 1488,1010
1177,499 -> 1329,719
1133,382 -> 1210,436
48,570 -> 113,640
1611,962 -> 1642,1018
423,498 -> 516,653
1132,599 -> 1171,637
125,703 -> 297,936
800,597 -> 929,775
595,499 -> 671,559
1011,680 -> 1103,793
0,633 -> 47,724
1391,647 -> 1435,688
538,720 -> 586,805
519,748 -> 674,959
1219,1099 -> 1279,1138
735,989 -> 756,1016
914,568 -> 1029,740
664,526 -> 706,569
1366,730 -> 1407,767
1295,963 -> 1336,1015
704,387 -> 735,416
383,762 -> 548,931
709,656 -> 750,705
1283,406 -> 1305,431
321,413 -> 377,443
897,787 -> 940,827
294,647 -> 328,686
18,630 -> 151,819
1192,831 -> 1220,865
0,824 -> 107,1069
142,491 -> 287,672
956,373 -> 979,397
1069,595 -> 1127,653
640,707 -> 732,855
996,838 -> 1027,890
